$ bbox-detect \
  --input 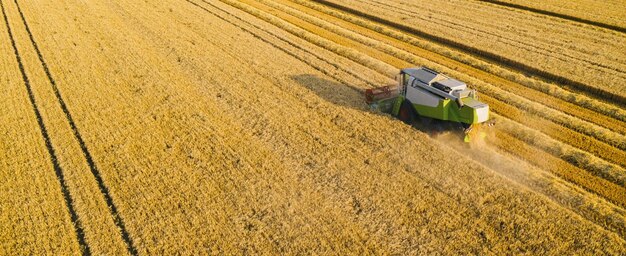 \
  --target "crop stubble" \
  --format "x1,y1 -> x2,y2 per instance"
2,0 -> 625,254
